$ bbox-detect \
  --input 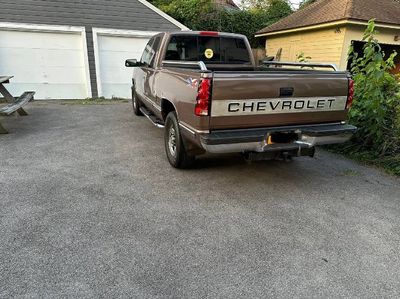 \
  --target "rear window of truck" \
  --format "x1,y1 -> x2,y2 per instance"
165,35 -> 251,64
